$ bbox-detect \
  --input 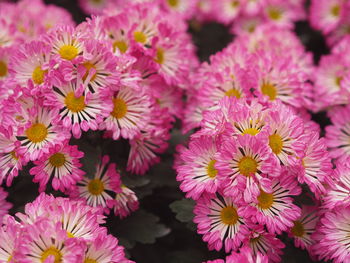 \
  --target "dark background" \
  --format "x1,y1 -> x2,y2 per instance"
5,0 -> 332,262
